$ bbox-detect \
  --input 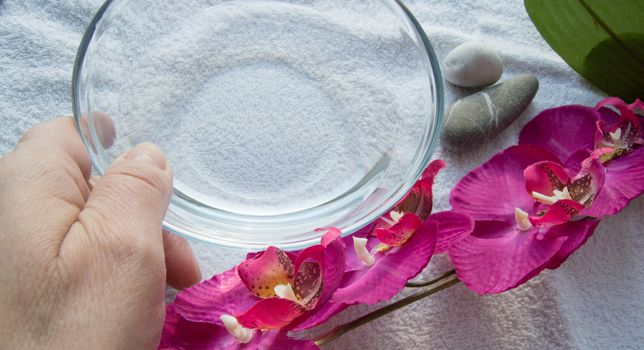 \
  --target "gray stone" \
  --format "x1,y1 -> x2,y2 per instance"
441,74 -> 539,151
